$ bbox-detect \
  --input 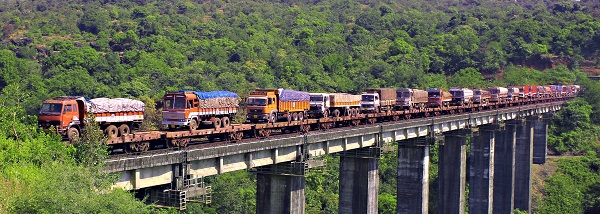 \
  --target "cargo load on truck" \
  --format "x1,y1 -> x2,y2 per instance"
162,90 -> 239,130
396,88 -> 428,110
87,98 -> 145,113
38,96 -> 145,141
186,90 -> 239,108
